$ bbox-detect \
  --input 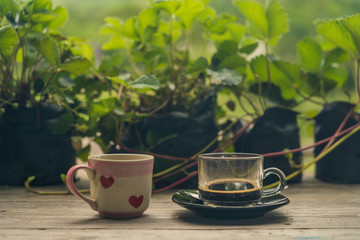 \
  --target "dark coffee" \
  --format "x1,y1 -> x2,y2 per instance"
199,178 -> 262,205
